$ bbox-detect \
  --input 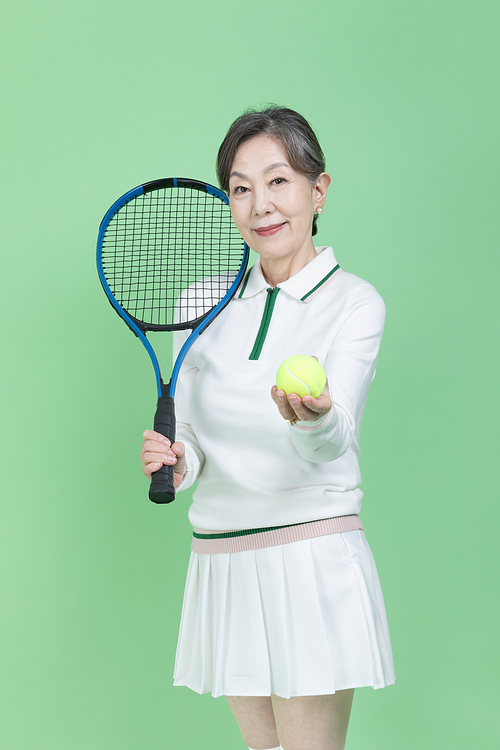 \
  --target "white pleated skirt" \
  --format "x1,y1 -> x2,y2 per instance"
173,529 -> 395,698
